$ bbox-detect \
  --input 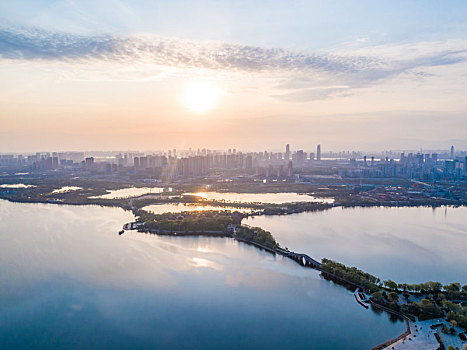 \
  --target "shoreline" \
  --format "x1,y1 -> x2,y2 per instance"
1,194 -> 465,214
